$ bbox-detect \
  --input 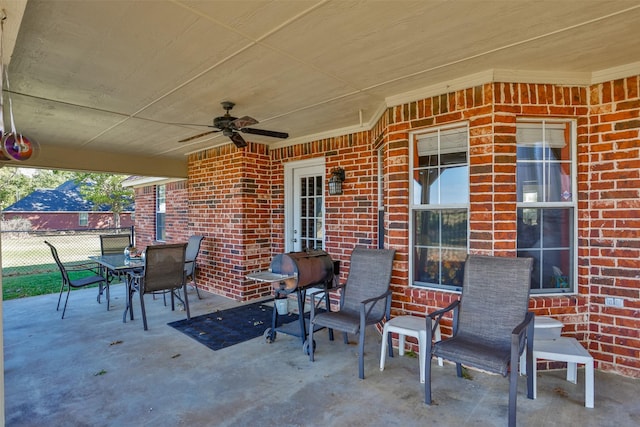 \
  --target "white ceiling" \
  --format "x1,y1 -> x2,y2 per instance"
1,0 -> 640,177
